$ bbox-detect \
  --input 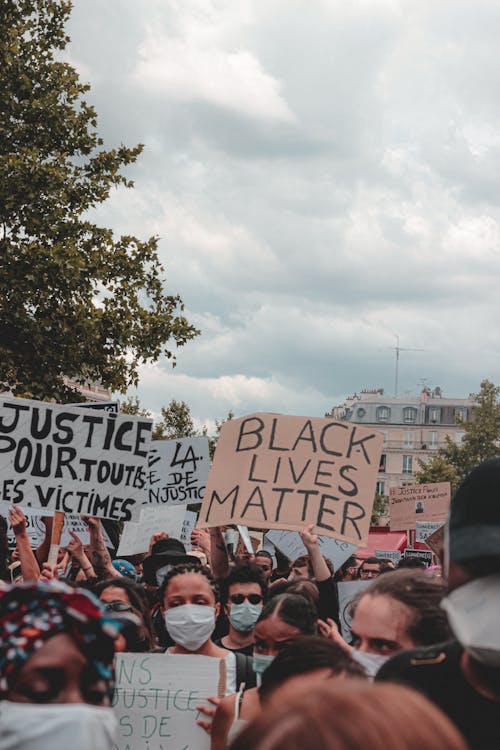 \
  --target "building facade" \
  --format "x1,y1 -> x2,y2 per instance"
326,387 -> 475,496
